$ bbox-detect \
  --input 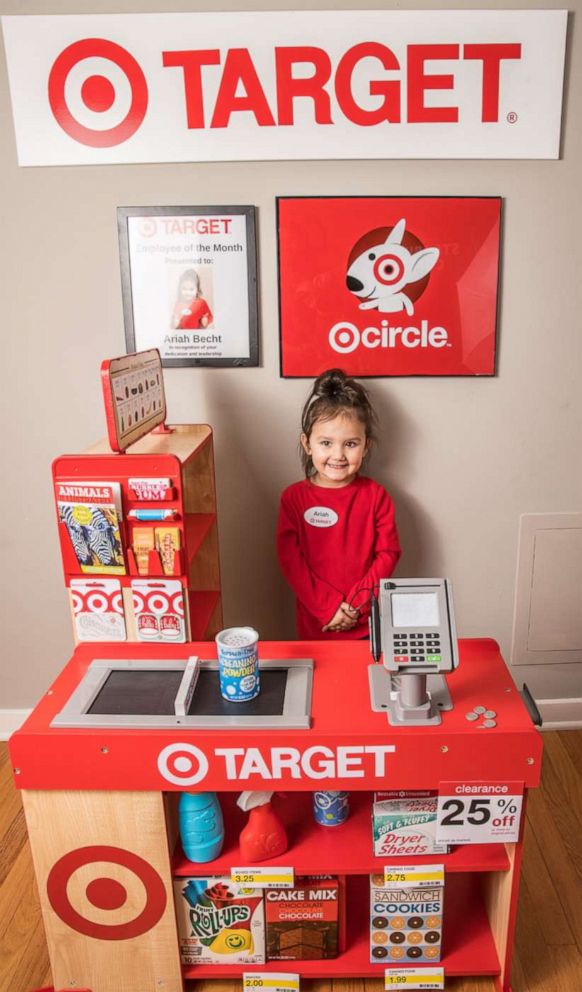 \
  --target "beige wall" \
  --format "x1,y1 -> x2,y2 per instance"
1,0 -> 580,715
